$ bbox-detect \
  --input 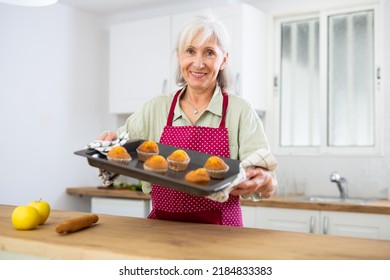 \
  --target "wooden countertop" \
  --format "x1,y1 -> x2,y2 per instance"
67,186 -> 151,200
243,195 -> 390,214
1,204 -> 390,260
67,187 -> 390,215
